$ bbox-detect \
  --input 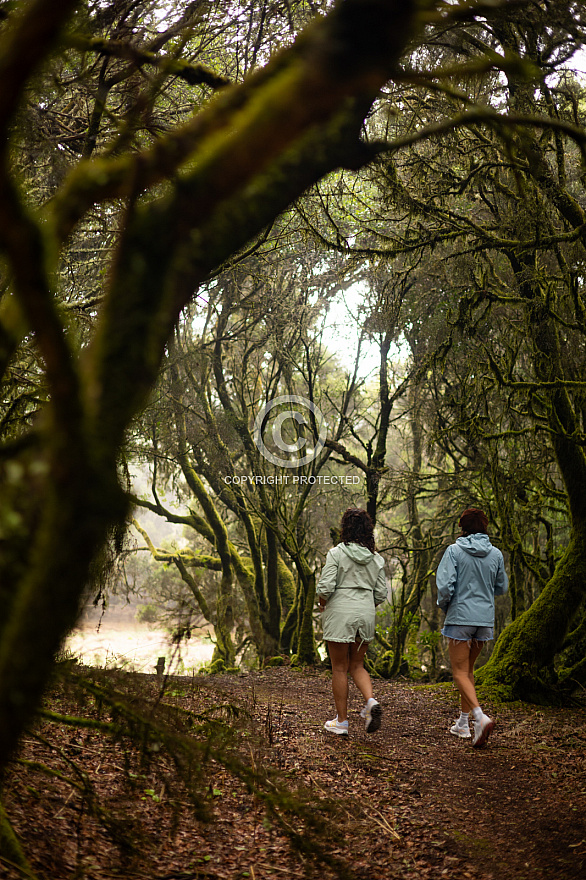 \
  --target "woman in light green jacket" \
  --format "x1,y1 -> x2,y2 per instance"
317,508 -> 387,736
